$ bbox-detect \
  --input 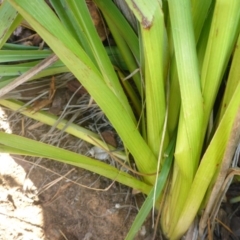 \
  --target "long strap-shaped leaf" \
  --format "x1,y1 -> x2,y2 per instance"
168,0 -> 203,181
0,99 -> 127,161
219,32 -> 240,119
0,131 -> 151,194
125,135 -> 176,240
94,0 -> 142,95
142,5 -> 167,157
0,50 -> 52,62
94,0 -> 140,63
201,0 -> 240,130
161,0 -> 204,235
0,59 -> 64,77
63,0 -> 134,118
191,0 -> 213,43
